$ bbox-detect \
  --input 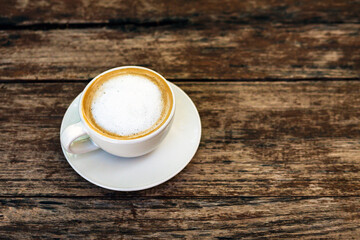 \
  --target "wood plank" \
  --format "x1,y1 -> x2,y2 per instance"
1,81 -> 360,197
0,0 -> 359,26
1,197 -> 359,239
0,24 -> 359,80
